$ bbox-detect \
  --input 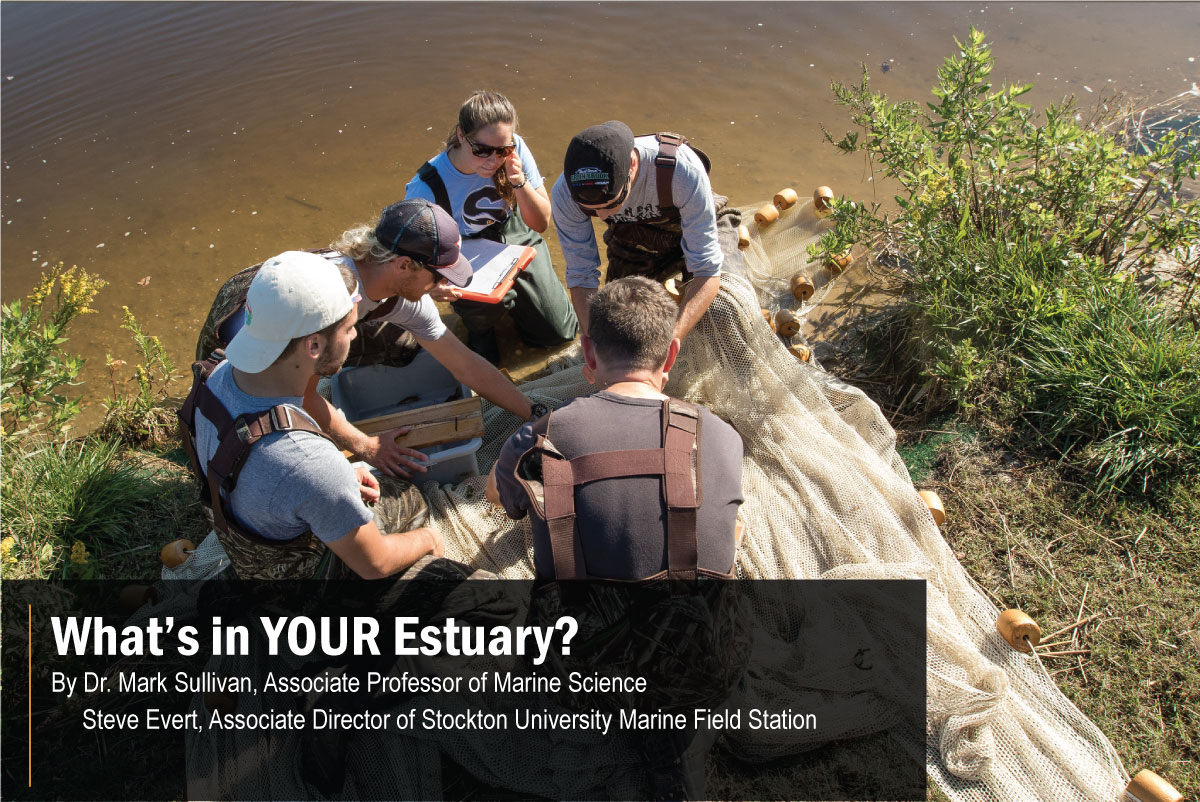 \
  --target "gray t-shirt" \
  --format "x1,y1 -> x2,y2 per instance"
194,361 -> 373,543
495,391 -> 744,580
338,255 -> 447,342
551,134 -> 722,288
